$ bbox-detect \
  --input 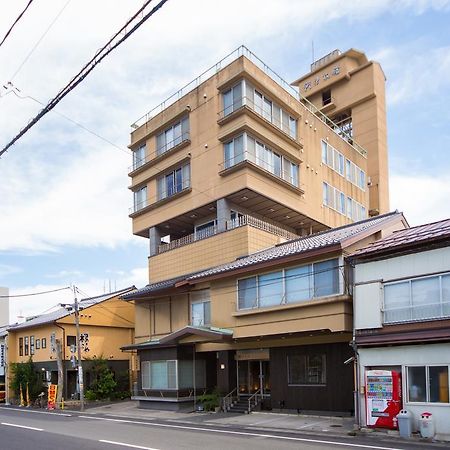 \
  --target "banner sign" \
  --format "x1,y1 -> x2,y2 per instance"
47,384 -> 57,410
0,344 -> 5,376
